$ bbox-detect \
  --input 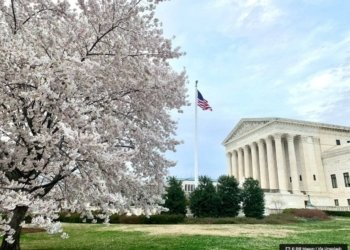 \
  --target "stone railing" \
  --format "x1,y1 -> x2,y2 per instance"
314,206 -> 350,211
